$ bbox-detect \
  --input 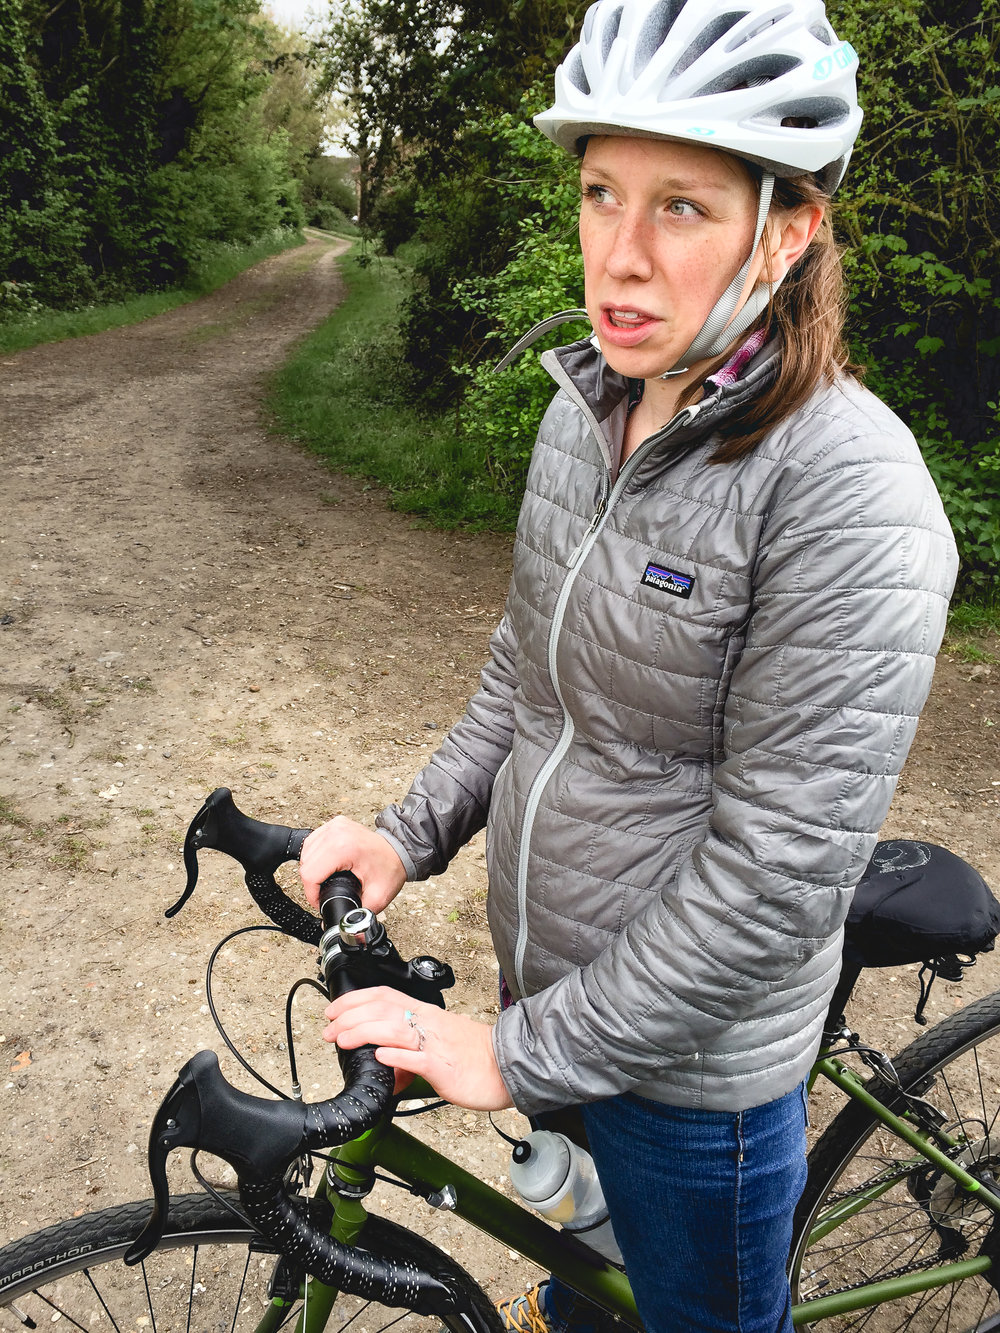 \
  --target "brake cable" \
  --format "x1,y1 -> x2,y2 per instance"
205,923 -> 293,1100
